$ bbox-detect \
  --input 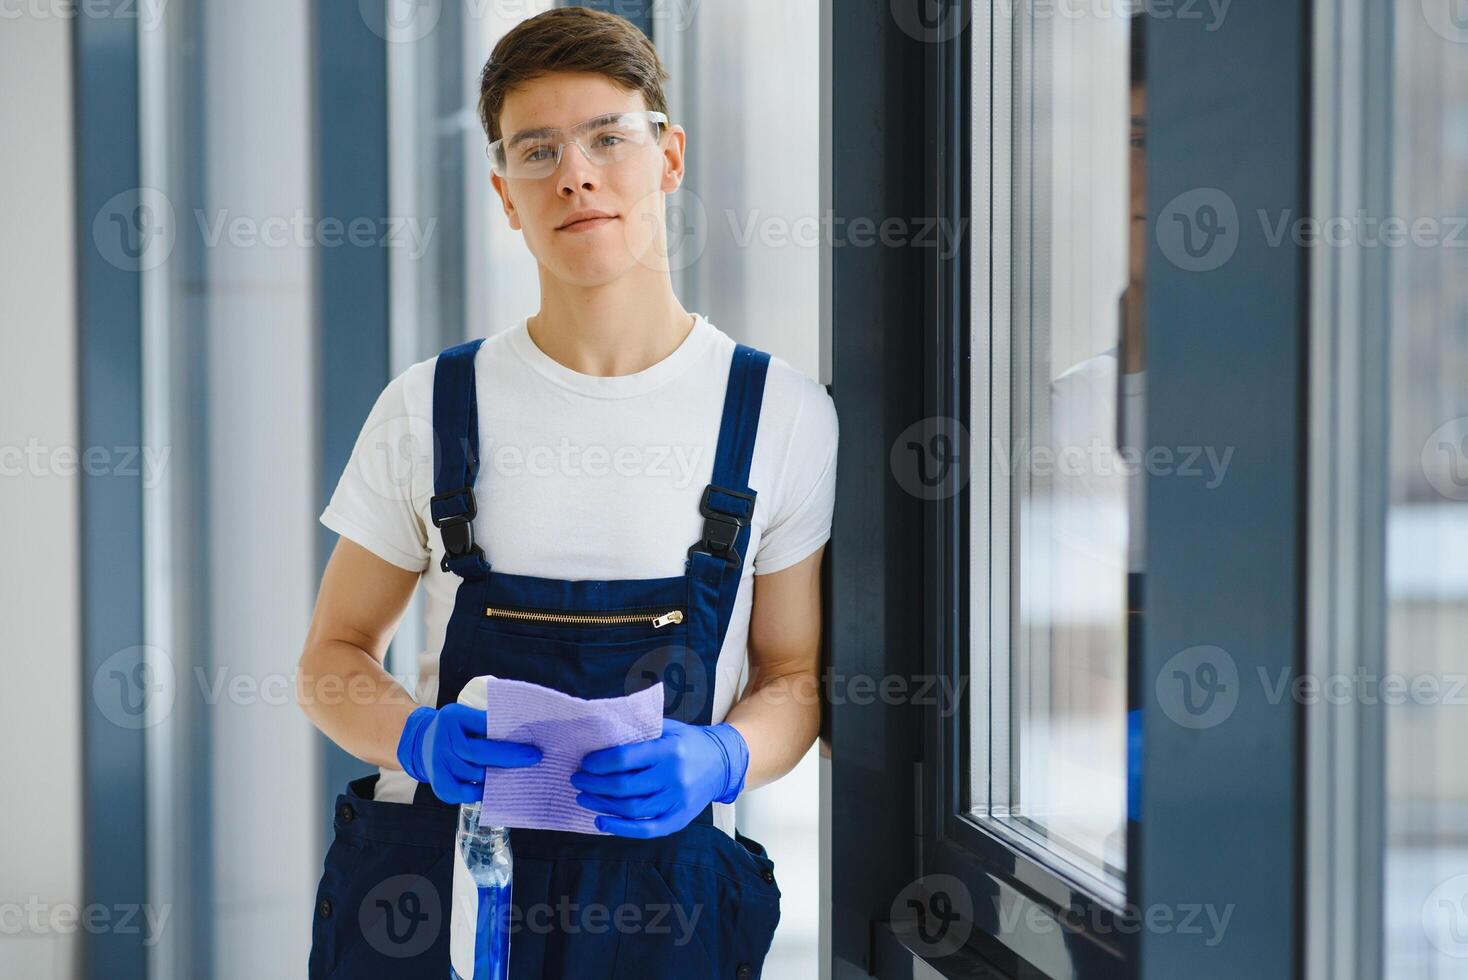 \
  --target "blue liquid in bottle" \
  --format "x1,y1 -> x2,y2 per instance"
450,801 -> 512,979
